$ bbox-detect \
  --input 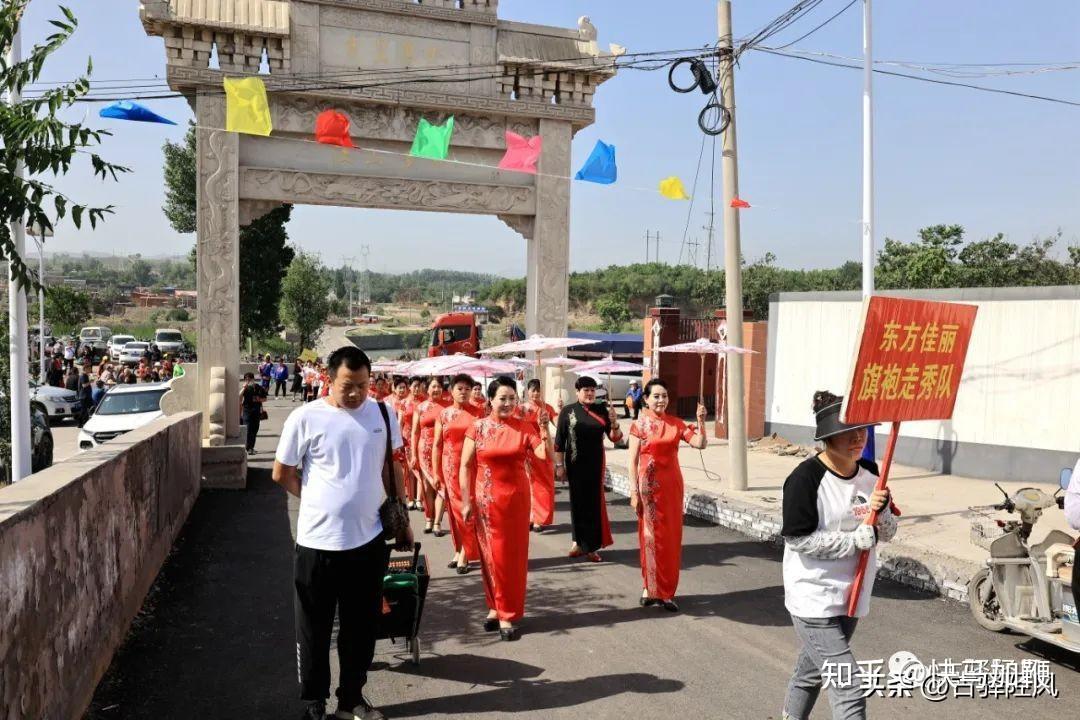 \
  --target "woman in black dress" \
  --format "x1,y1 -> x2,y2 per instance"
554,375 -> 623,562
289,359 -> 303,401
